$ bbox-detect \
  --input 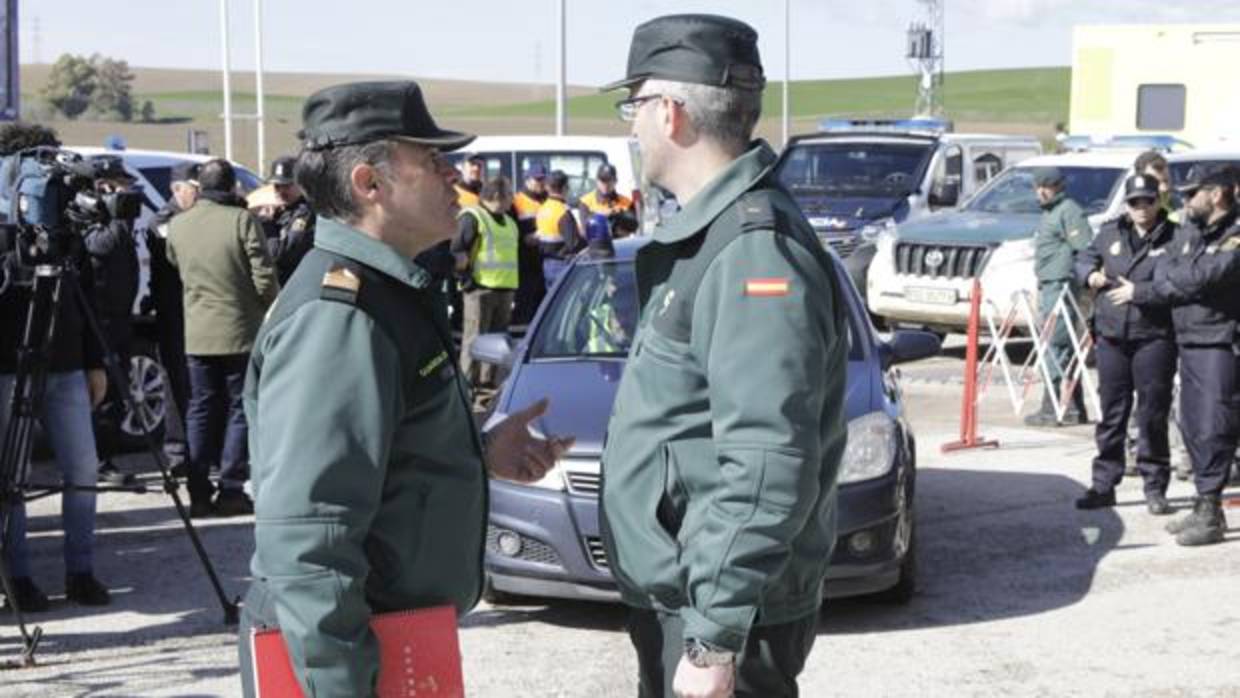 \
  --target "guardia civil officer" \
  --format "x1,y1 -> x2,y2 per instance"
1110,168 -> 1240,546
237,81 -> 573,697
266,155 -> 317,285
600,15 -> 848,698
1073,174 -> 1177,515
1026,166 -> 1093,427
